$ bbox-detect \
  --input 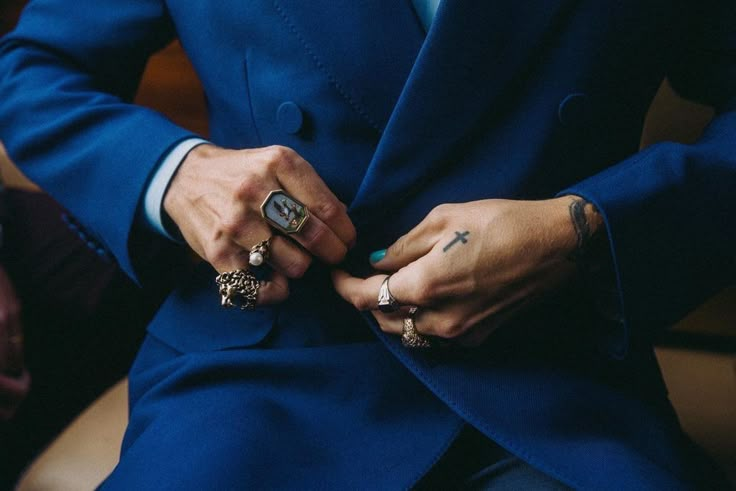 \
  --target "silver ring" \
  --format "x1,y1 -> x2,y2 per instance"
401,307 -> 432,349
215,269 -> 260,311
249,237 -> 272,267
377,275 -> 400,313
